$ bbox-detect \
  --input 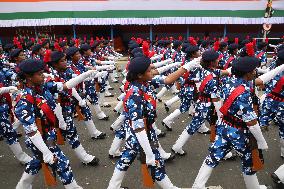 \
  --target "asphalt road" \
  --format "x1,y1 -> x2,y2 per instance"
0,58 -> 283,189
